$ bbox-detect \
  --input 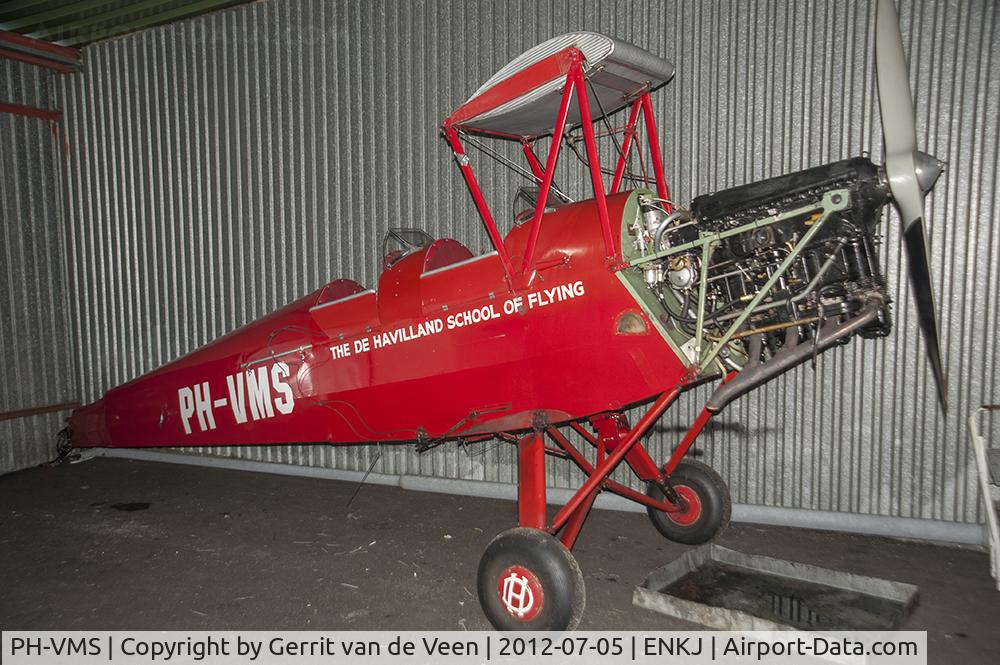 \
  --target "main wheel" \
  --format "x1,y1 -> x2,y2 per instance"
646,459 -> 731,545
477,527 -> 585,631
